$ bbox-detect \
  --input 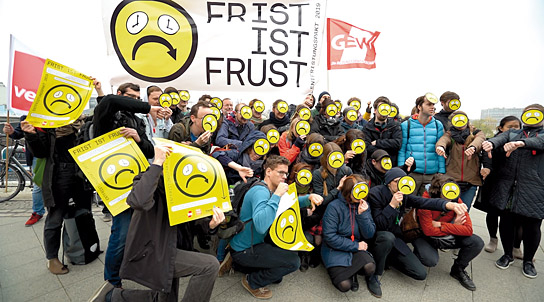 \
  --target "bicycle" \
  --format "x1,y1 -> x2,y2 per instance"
0,138 -> 34,202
